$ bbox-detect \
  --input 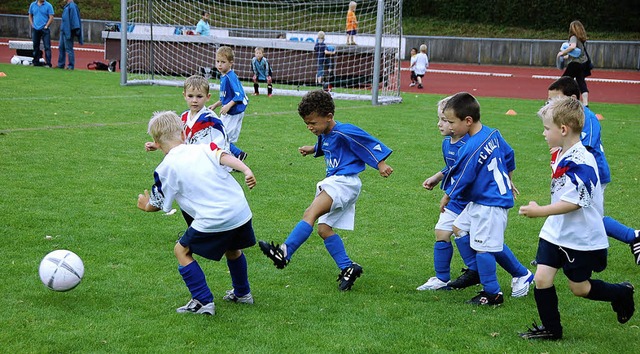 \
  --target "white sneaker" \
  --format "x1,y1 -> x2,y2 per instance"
511,270 -> 534,297
417,276 -> 450,291
222,289 -> 254,304
409,82 -> 416,87
176,299 -> 215,315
